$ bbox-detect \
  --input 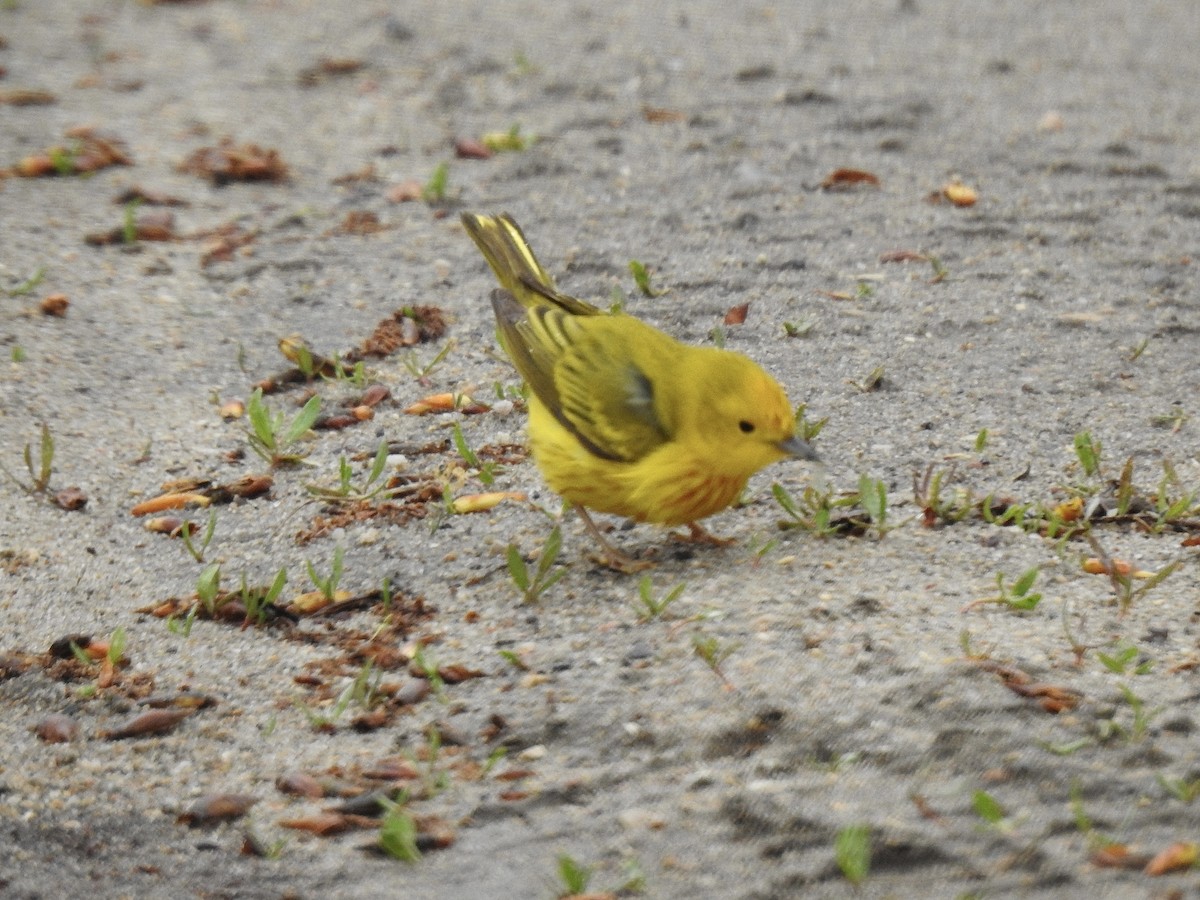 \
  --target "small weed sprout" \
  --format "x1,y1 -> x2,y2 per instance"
963,567 -> 1043,613
240,568 -> 287,626
246,388 -> 321,466
308,442 -> 392,503
972,790 -> 1014,834
452,423 -> 499,486
402,340 -> 454,380
411,643 -> 445,701
692,632 -> 737,686
835,824 -> 871,886
305,545 -> 345,601
1097,643 -> 1152,676
377,796 -> 421,862
179,510 -> 217,563
793,402 -> 828,445
3,265 -> 46,297
1157,774 -> 1200,804
628,260 -> 665,297
423,161 -> 449,203
2,423 -> 54,495
555,853 -> 593,897
196,563 -> 223,616
506,526 -> 567,603
632,575 -> 685,621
